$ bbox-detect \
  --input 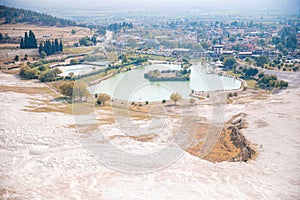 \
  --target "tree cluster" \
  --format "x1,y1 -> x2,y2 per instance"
38,68 -> 63,82
59,81 -> 89,101
78,36 -> 97,46
39,39 -> 63,56
1,5 -> 76,27
241,67 -> 259,78
20,30 -> 37,49
19,64 -> 63,82
257,73 -> 288,89
108,22 -> 133,33
272,27 -> 298,51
